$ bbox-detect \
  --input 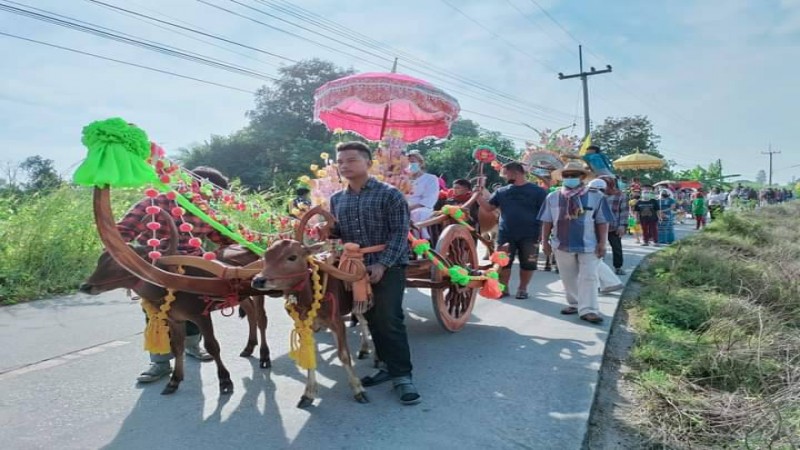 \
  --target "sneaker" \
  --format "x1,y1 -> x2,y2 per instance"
614,268 -> 627,276
185,335 -> 214,361
185,345 -> 214,361
137,362 -> 172,383
600,284 -> 624,294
